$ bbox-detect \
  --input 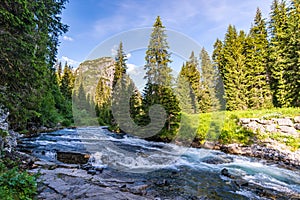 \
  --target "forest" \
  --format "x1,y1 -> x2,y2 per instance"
1,0 -> 300,141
